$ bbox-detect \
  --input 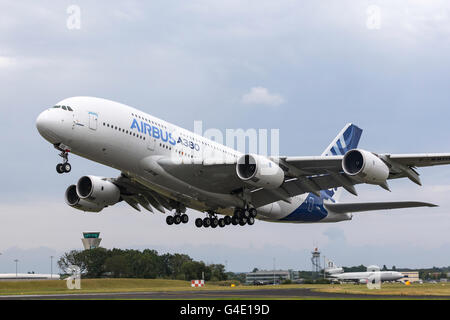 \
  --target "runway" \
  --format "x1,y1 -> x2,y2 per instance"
0,287 -> 449,300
